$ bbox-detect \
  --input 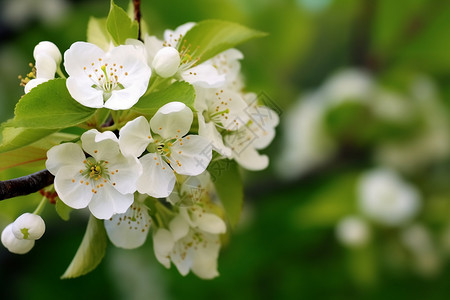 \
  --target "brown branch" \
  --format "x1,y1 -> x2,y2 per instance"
0,170 -> 54,200
133,0 -> 142,41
